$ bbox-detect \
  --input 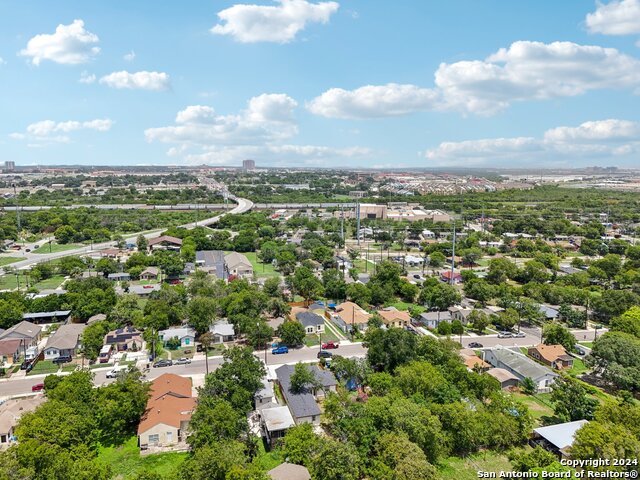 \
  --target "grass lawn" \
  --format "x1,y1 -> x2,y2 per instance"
27,360 -> 59,376
168,347 -> 196,359
353,258 -> 373,274
438,452 -> 513,480
304,326 -> 341,347
97,435 -> 187,479
0,256 -> 22,267
567,357 -> 589,377
245,251 -> 279,278
579,341 -> 593,348
253,440 -> 283,471
32,243 -> 81,254
511,392 -> 554,423
206,344 -> 227,356
34,275 -> 66,289
385,300 -> 425,314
